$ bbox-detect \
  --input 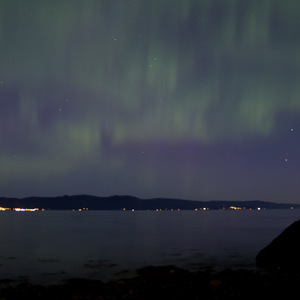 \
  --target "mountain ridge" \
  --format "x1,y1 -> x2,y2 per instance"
0,195 -> 298,210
